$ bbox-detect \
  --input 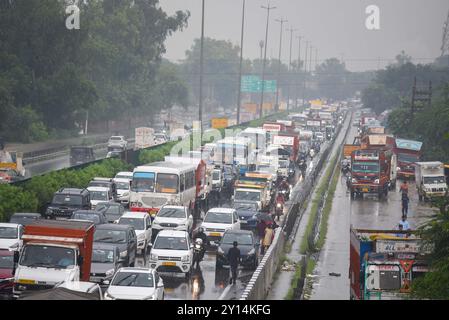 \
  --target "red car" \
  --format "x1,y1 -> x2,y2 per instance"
0,250 -> 14,298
